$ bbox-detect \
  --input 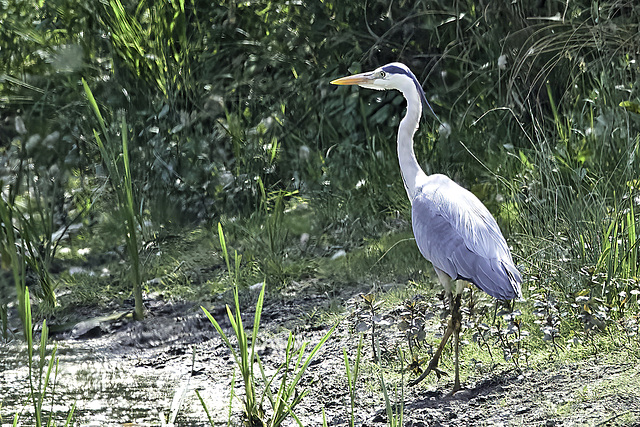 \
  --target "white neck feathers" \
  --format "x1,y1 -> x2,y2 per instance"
397,83 -> 427,201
